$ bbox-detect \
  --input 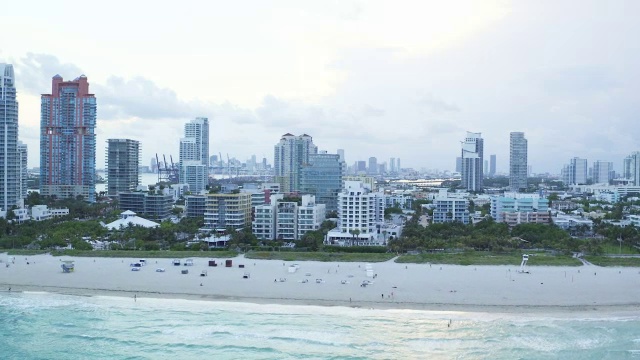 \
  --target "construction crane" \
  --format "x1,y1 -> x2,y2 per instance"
157,153 -> 179,184
227,153 -> 231,179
